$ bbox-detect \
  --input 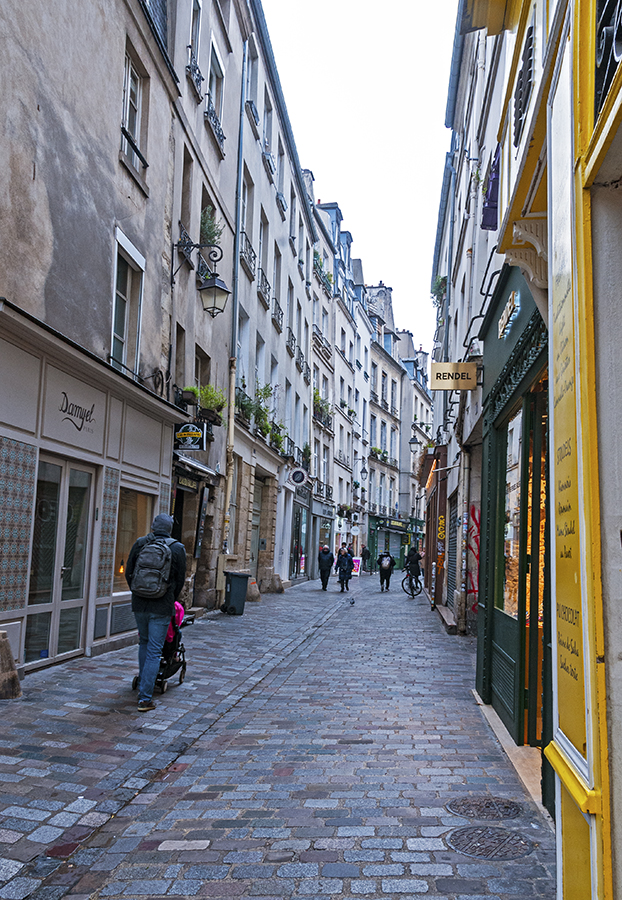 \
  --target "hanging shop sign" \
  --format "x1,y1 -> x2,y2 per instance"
372,516 -> 411,533
175,471 -> 200,493
174,422 -> 207,451
289,467 -> 309,487
498,290 -> 520,339
431,361 -> 478,389
312,499 -> 335,518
